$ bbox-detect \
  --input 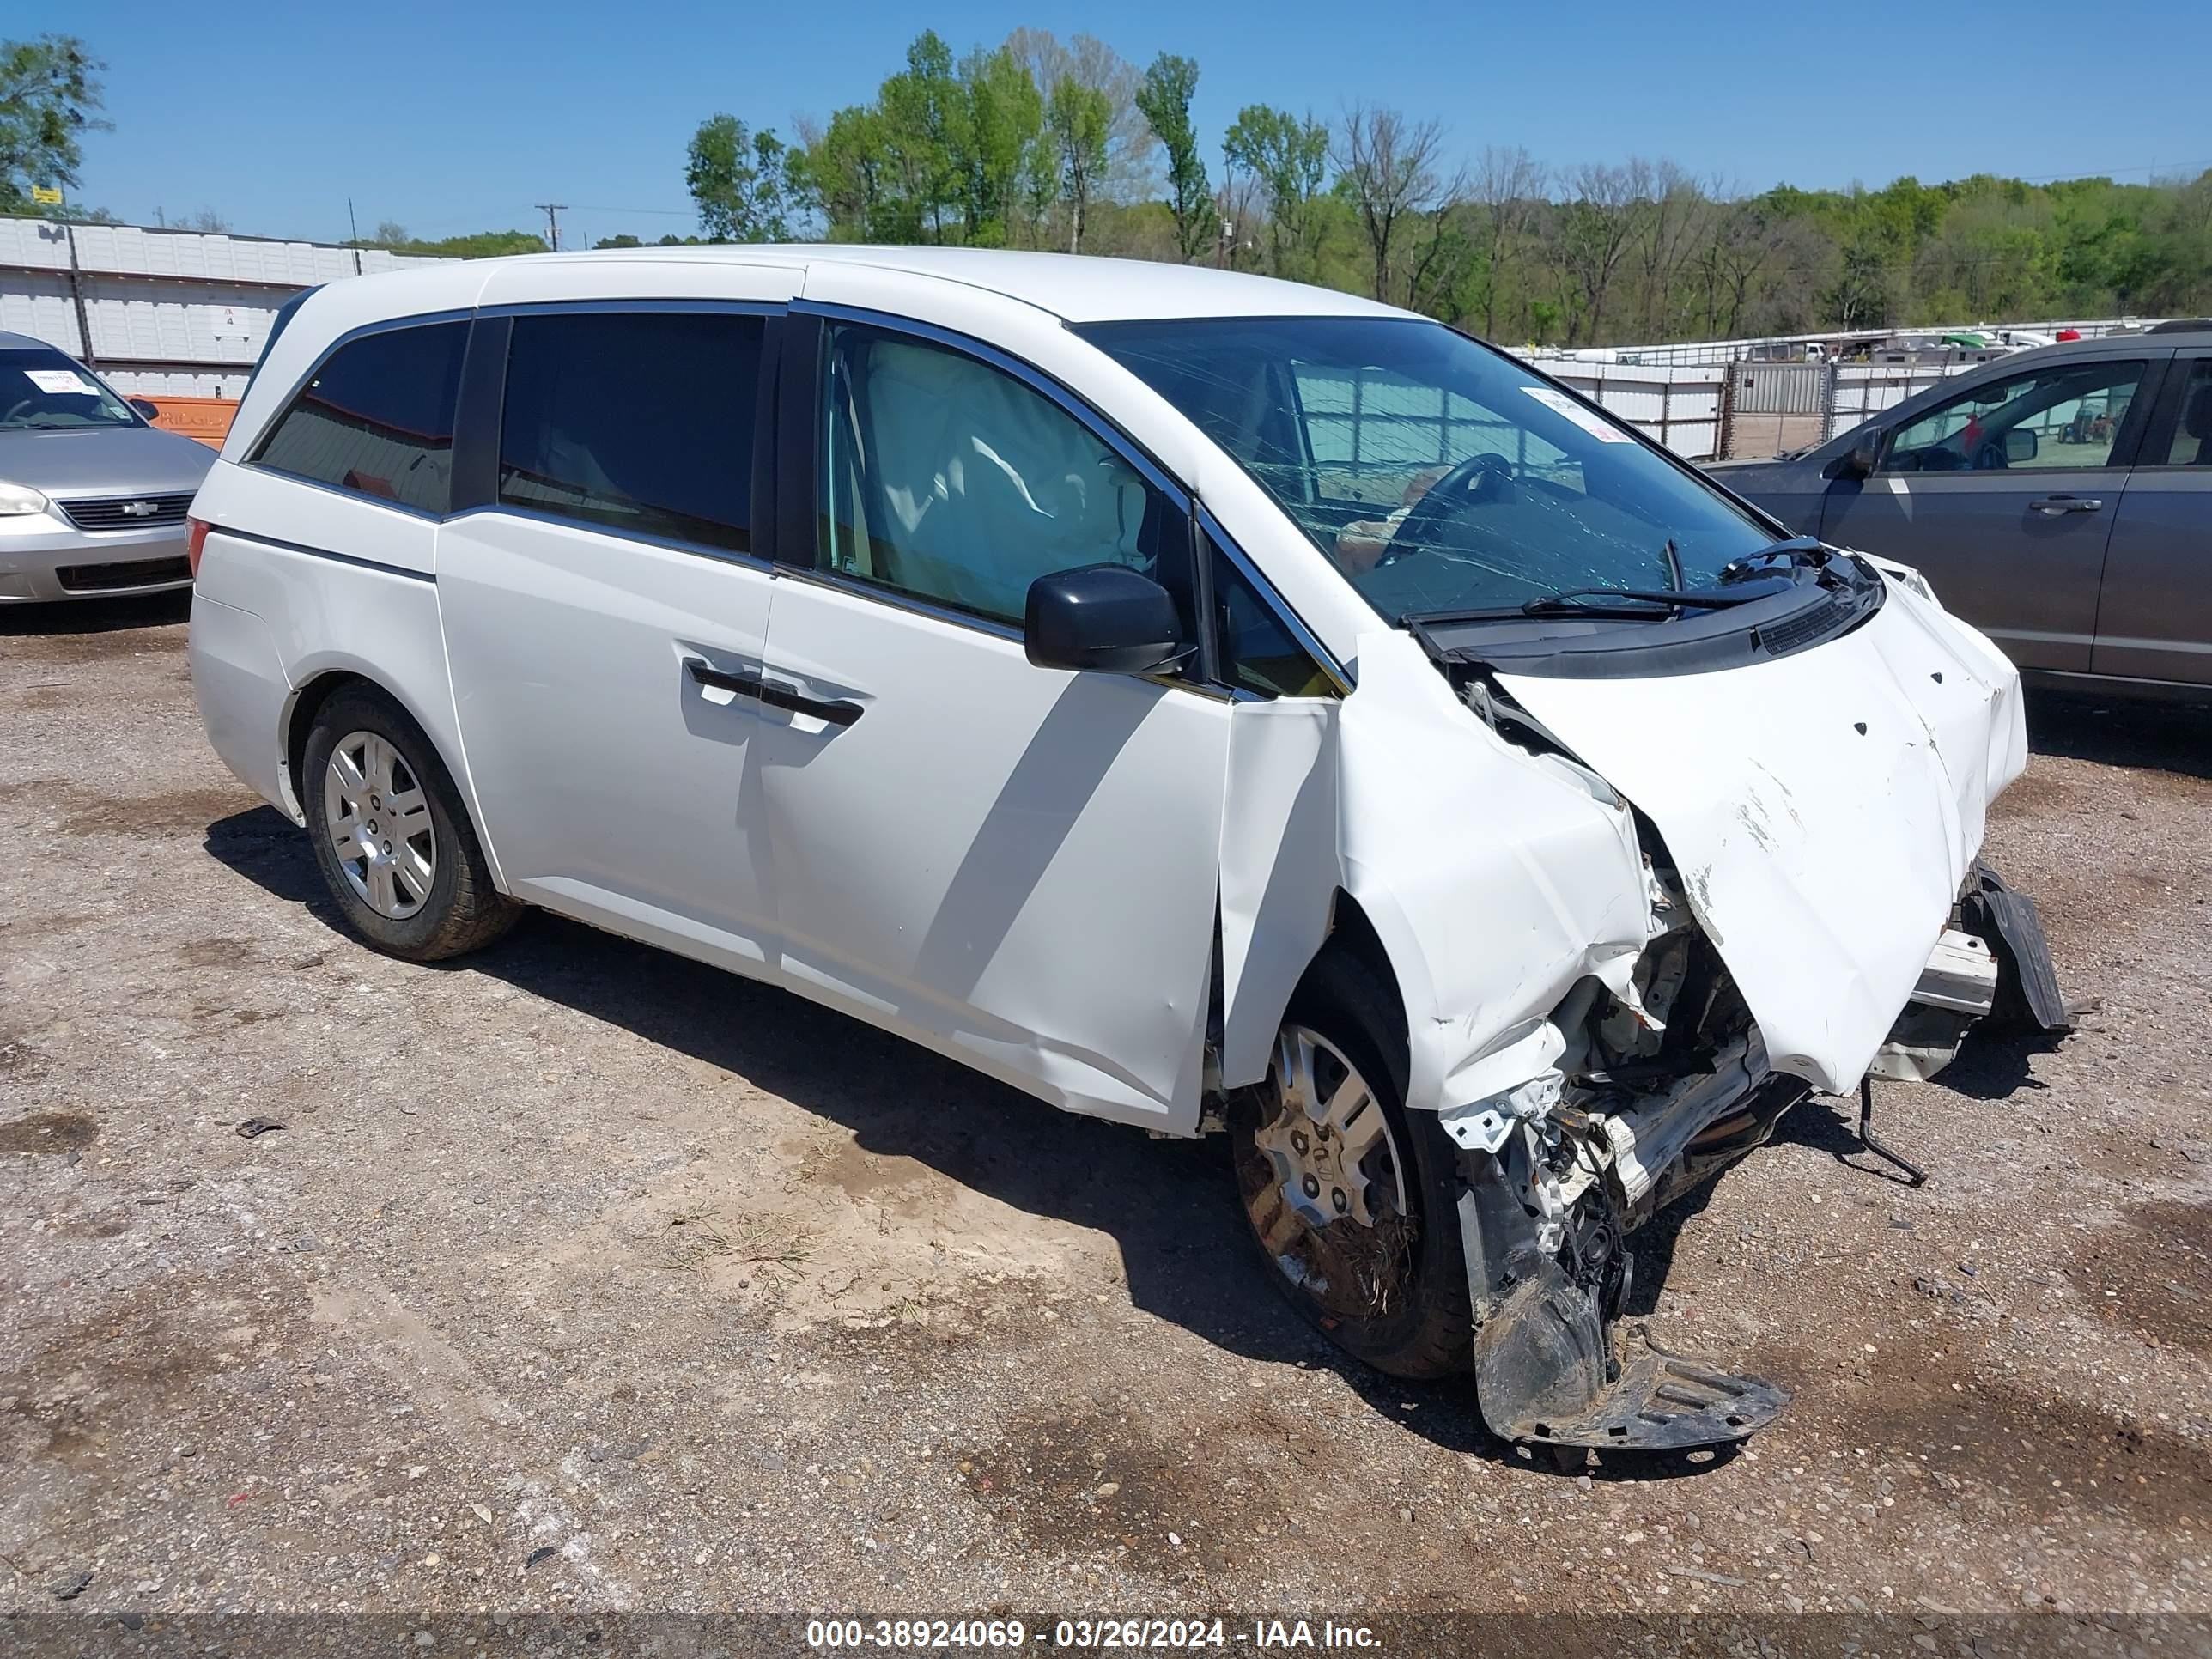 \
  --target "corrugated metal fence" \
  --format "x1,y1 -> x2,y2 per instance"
0,217 -> 445,401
